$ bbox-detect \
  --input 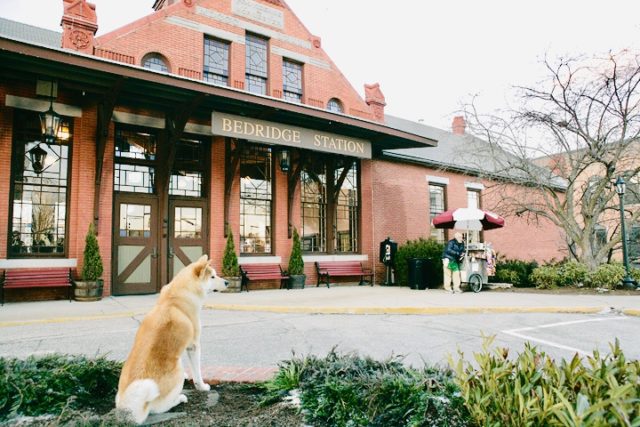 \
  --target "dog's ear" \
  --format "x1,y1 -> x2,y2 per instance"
193,255 -> 210,279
